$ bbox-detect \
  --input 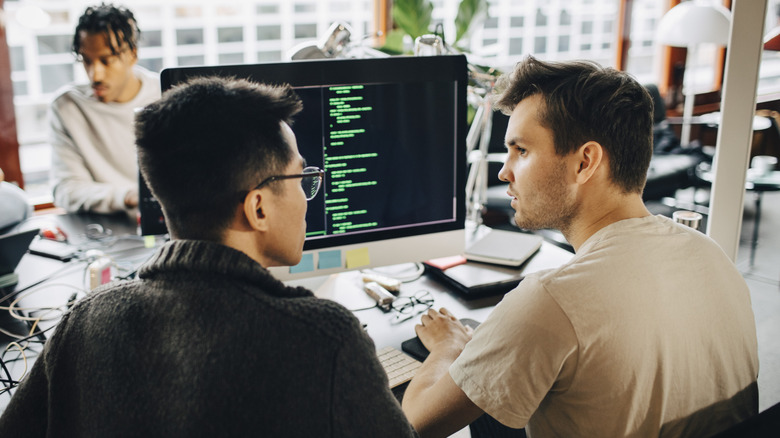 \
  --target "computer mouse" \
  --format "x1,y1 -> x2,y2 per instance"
40,225 -> 68,242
